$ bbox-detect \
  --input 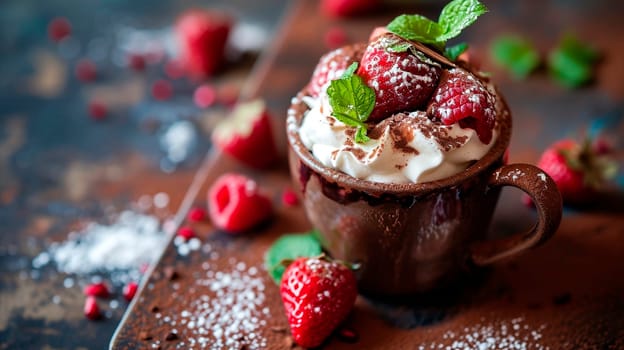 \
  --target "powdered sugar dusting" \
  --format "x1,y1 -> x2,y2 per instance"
421,317 -> 548,350
157,257 -> 269,349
